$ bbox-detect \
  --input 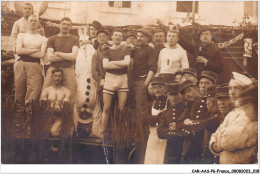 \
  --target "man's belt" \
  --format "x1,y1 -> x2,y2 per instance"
19,55 -> 40,63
